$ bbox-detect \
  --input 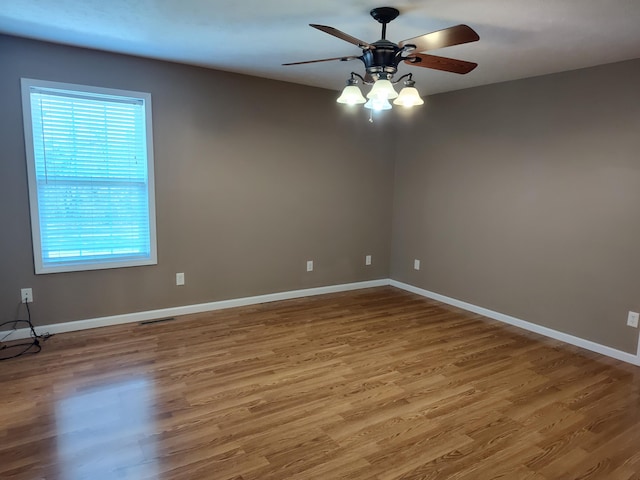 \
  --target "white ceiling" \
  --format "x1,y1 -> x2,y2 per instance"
1,0 -> 640,96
